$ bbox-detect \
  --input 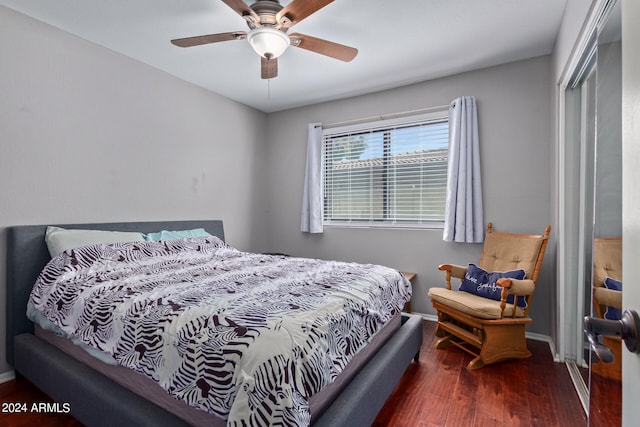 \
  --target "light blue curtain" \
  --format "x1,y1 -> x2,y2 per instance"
443,96 -> 484,242
300,123 -> 324,233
